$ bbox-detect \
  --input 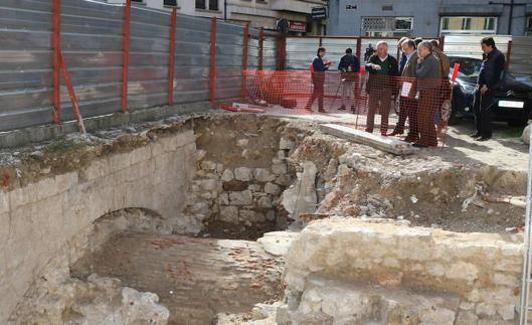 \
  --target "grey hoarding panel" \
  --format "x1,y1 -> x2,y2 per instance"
0,0 -> 274,132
